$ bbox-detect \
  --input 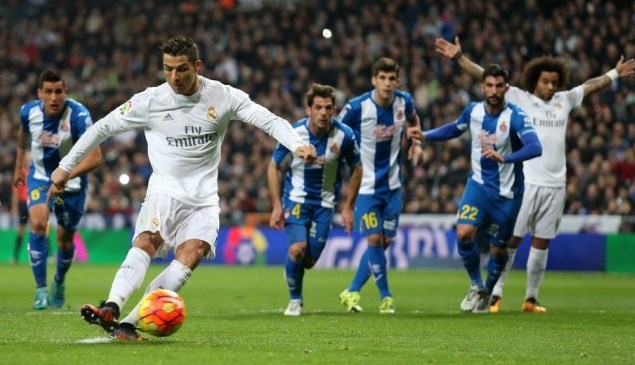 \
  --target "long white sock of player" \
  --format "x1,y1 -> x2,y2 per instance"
121,259 -> 192,325
526,247 -> 548,300
107,247 -> 151,311
491,247 -> 517,297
